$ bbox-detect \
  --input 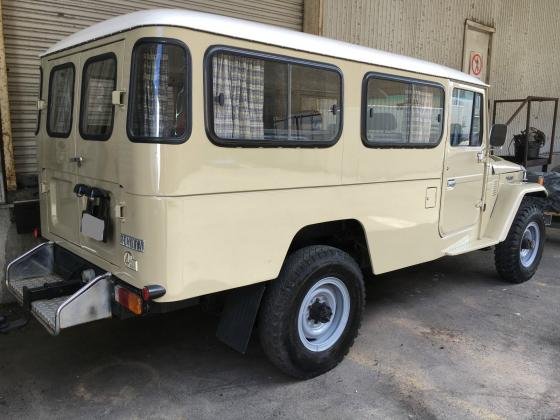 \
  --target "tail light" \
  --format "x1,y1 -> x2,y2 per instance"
114,285 -> 143,315
142,285 -> 166,301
